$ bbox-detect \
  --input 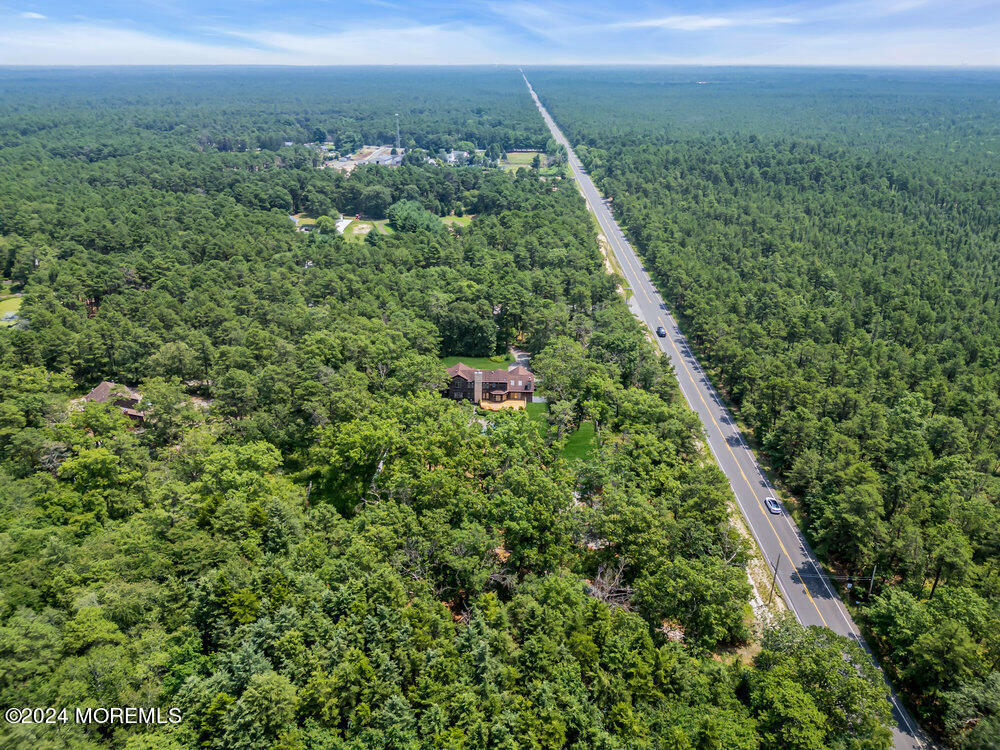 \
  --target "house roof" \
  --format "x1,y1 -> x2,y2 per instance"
447,362 -> 477,381
446,362 -> 534,393
85,381 -> 141,404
